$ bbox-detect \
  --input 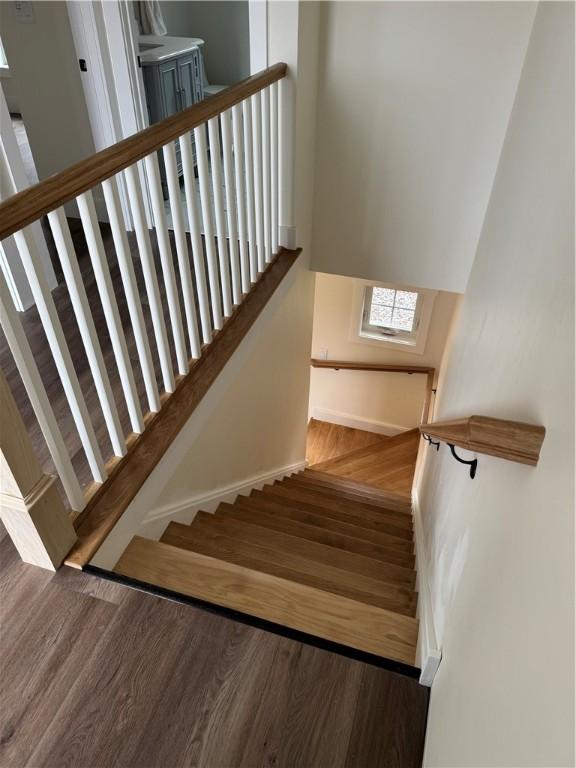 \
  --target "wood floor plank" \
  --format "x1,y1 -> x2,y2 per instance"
162,521 -> 417,615
344,663 -> 429,768
312,429 -> 420,498
114,537 -> 419,664
0,583 -> 117,767
0,535 -> 428,768
306,418 -> 387,465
